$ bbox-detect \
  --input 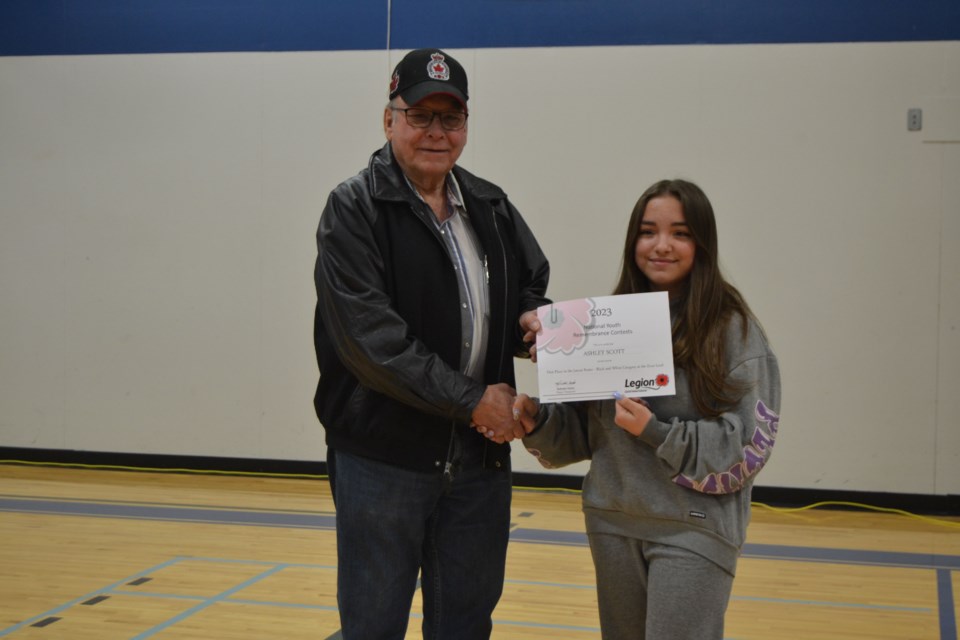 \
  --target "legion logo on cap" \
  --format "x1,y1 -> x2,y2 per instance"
426,53 -> 450,81
389,48 -> 468,107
